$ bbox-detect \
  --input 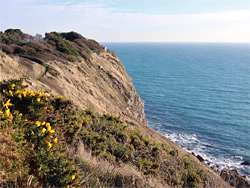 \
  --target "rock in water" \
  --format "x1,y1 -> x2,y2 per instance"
220,168 -> 250,188
241,161 -> 250,166
196,155 -> 204,162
